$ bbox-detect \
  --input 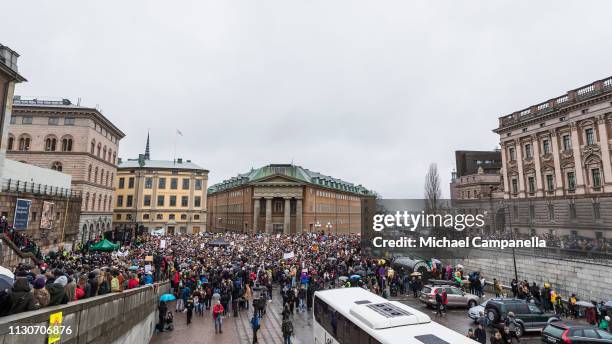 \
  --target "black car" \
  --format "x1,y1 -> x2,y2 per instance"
484,299 -> 560,337
541,322 -> 612,343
